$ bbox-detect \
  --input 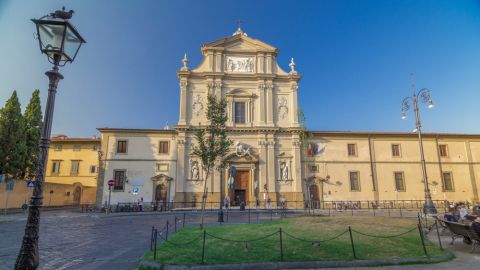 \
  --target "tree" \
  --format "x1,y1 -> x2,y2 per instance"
192,94 -> 232,228
23,90 -> 43,180
0,91 -> 27,180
